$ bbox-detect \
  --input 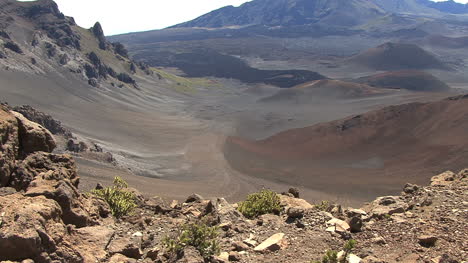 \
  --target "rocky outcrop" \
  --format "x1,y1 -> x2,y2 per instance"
0,107 -> 19,187
0,194 -> 75,262
12,111 -> 56,157
0,106 -> 112,262
362,195 -> 409,218
91,22 -> 107,50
